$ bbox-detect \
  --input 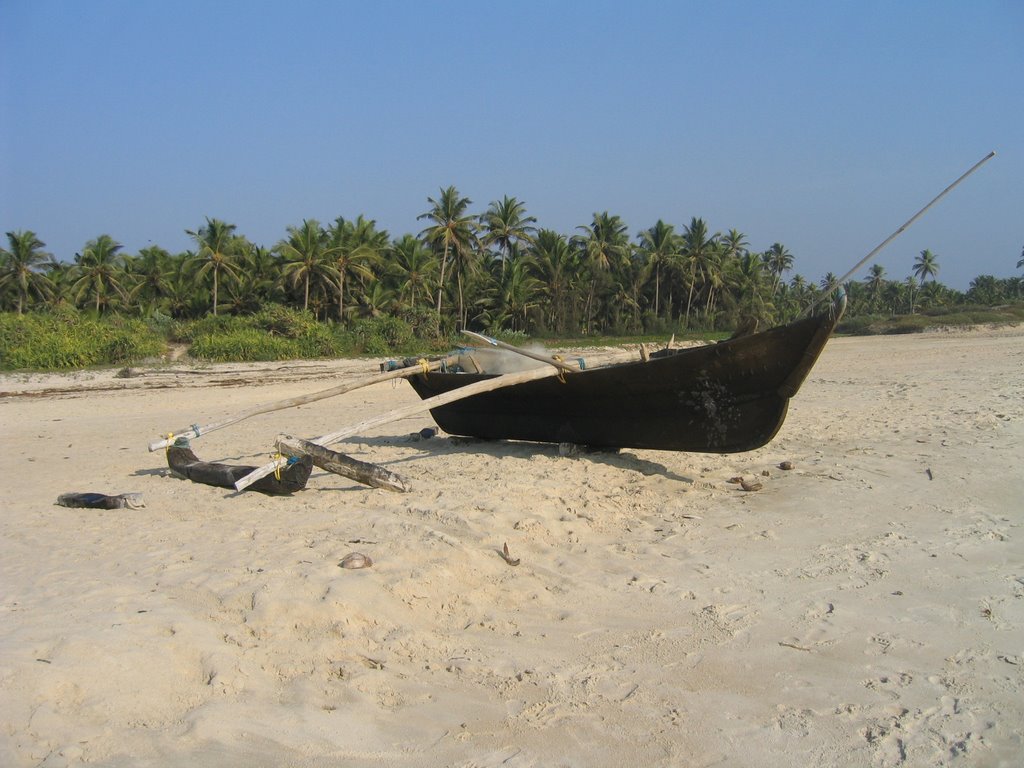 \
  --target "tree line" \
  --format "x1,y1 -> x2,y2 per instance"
2,186 -> 1023,336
